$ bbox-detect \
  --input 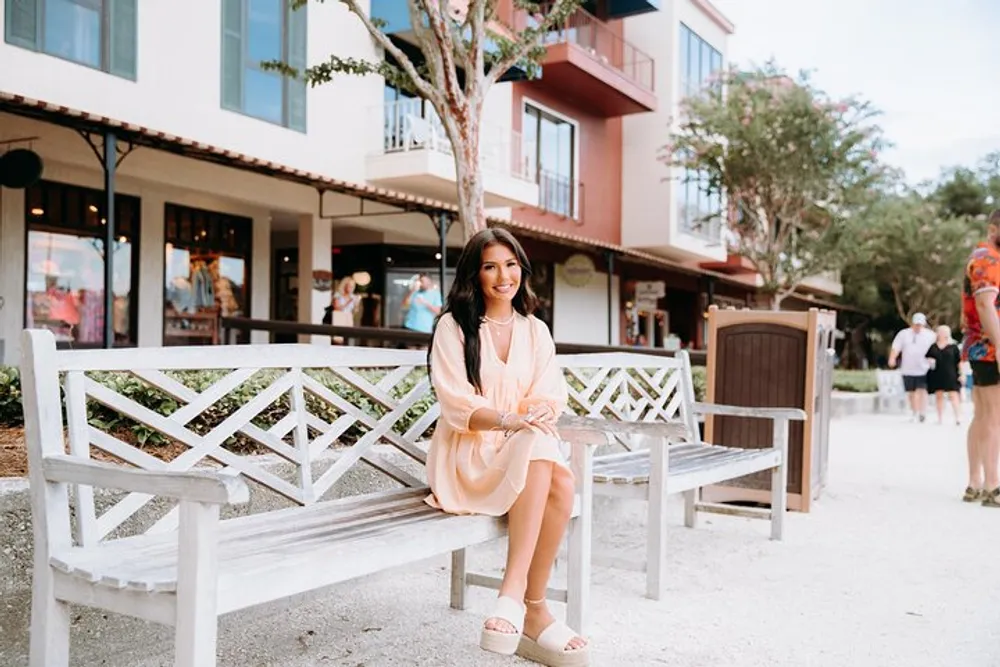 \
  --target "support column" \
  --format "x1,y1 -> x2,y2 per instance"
297,213 -> 332,344
250,214 -> 272,344
102,130 -> 117,349
137,191 -> 166,348
605,251 -> 615,345
0,187 -> 26,365
438,213 -> 448,297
